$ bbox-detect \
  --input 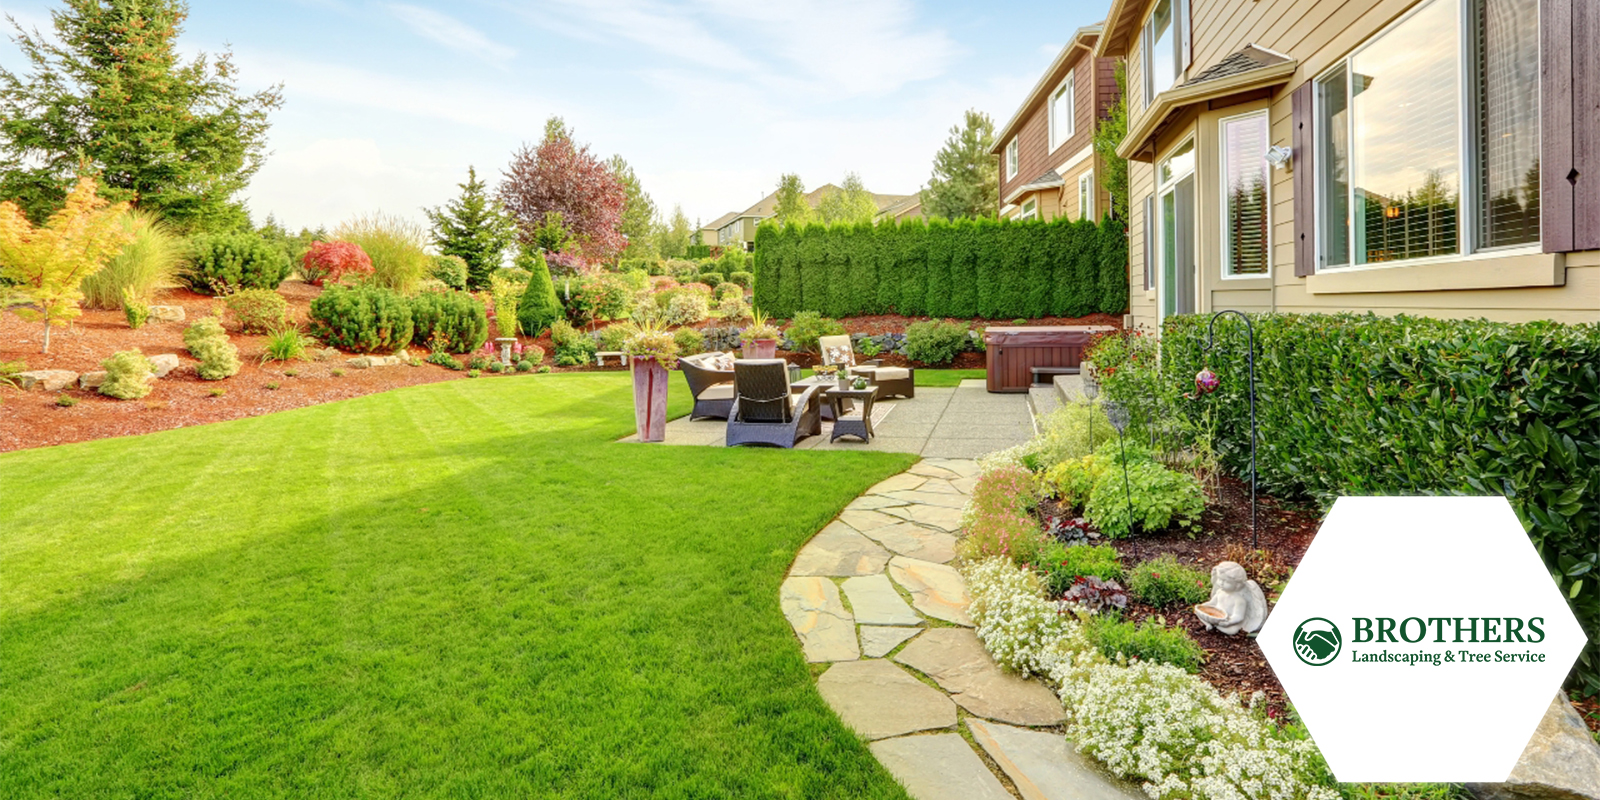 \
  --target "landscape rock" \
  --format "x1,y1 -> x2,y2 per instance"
148,353 -> 180,378
868,733 -> 1012,800
789,522 -> 892,577
347,355 -> 404,369
913,479 -> 963,495
842,574 -> 922,626
968,719 -> 1144,800
888,556 -> 972,625
16,369 -> 77,391
922,458 -> 979,478
846,495 -> 910,511
882,489 -> 969,510
860,626 -> 920,658
779,576 -> 858,662
1468,694 -> 1600,800
817,659 -> 956,740
147,305 -> 185,322
78,371 -> 108,390
839,508 -> 901,533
